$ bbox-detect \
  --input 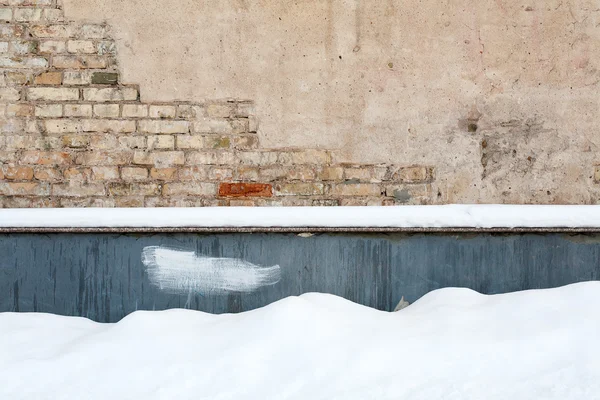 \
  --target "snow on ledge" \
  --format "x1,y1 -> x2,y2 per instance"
2,205 -> 600,229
